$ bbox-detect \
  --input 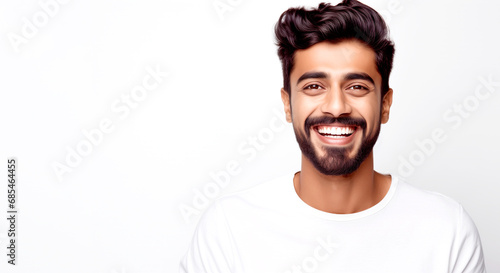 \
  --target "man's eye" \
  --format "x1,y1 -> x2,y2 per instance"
348,85 -> 367,90
305,84 -> 323,90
